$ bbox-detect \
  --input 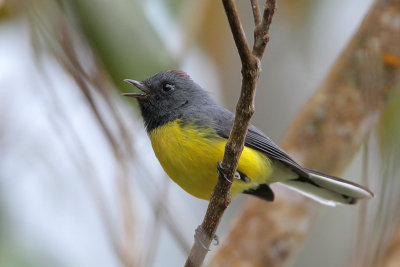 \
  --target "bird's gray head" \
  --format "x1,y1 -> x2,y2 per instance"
123,70 -> 214,132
